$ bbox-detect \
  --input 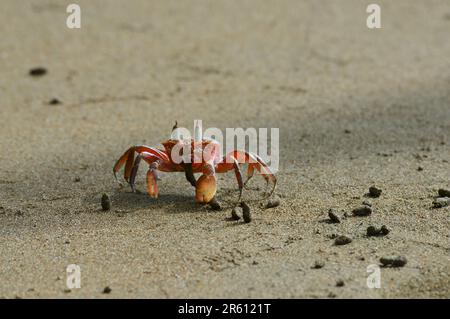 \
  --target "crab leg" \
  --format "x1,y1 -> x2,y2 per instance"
129,154 -> 141,192
112,147 -> 135,182
129,152 -> 161,192
244,164 -> 255,187
224,150 -> 277,198
146,163 -> 159,198
216,156 -> 244,201
183,162 -> 197,187
113,145 -> 169,182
